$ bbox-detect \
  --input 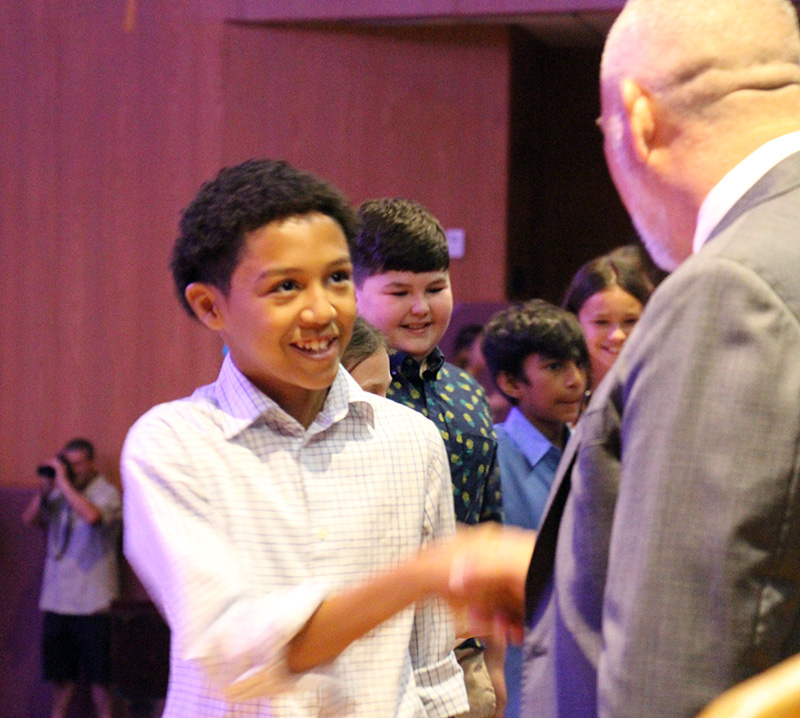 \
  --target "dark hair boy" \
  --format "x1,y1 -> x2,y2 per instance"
481,298 -> 588,718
